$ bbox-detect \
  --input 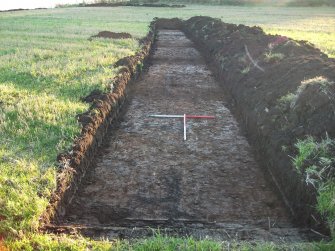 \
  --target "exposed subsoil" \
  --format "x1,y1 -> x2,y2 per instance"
56,30 -> 320,242
91,31 -> 132,39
